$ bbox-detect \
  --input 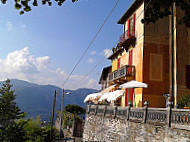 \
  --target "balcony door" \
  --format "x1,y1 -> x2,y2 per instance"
125,88 -> 134,106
